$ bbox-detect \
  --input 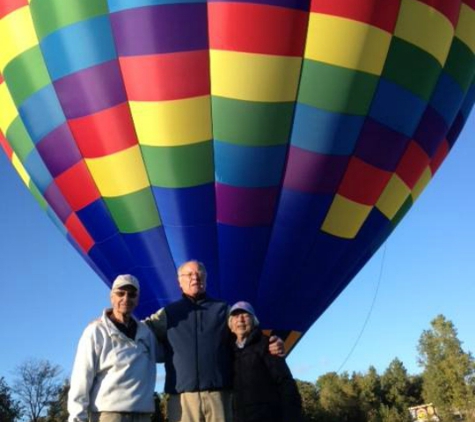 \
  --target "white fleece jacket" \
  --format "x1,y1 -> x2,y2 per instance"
68,310 -> 162,422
